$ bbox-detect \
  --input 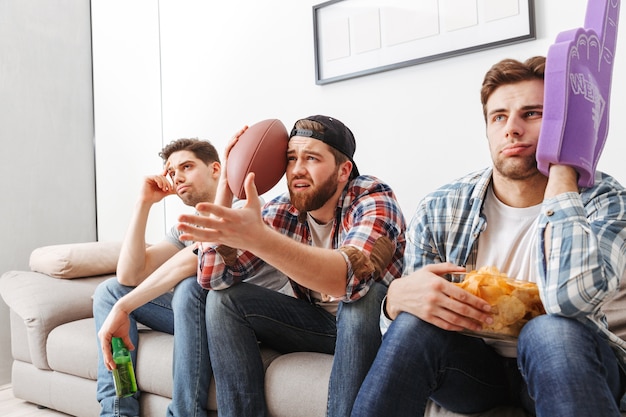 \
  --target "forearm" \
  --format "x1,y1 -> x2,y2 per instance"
116,246 -> 197,314
544,165 -> 579,198
214,175 -> 234,208
543,165 -> 578,256
539,165 -> 613,314
117,200 -> 153,284
539,192 -> 623,316
248,227 -> 348,297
